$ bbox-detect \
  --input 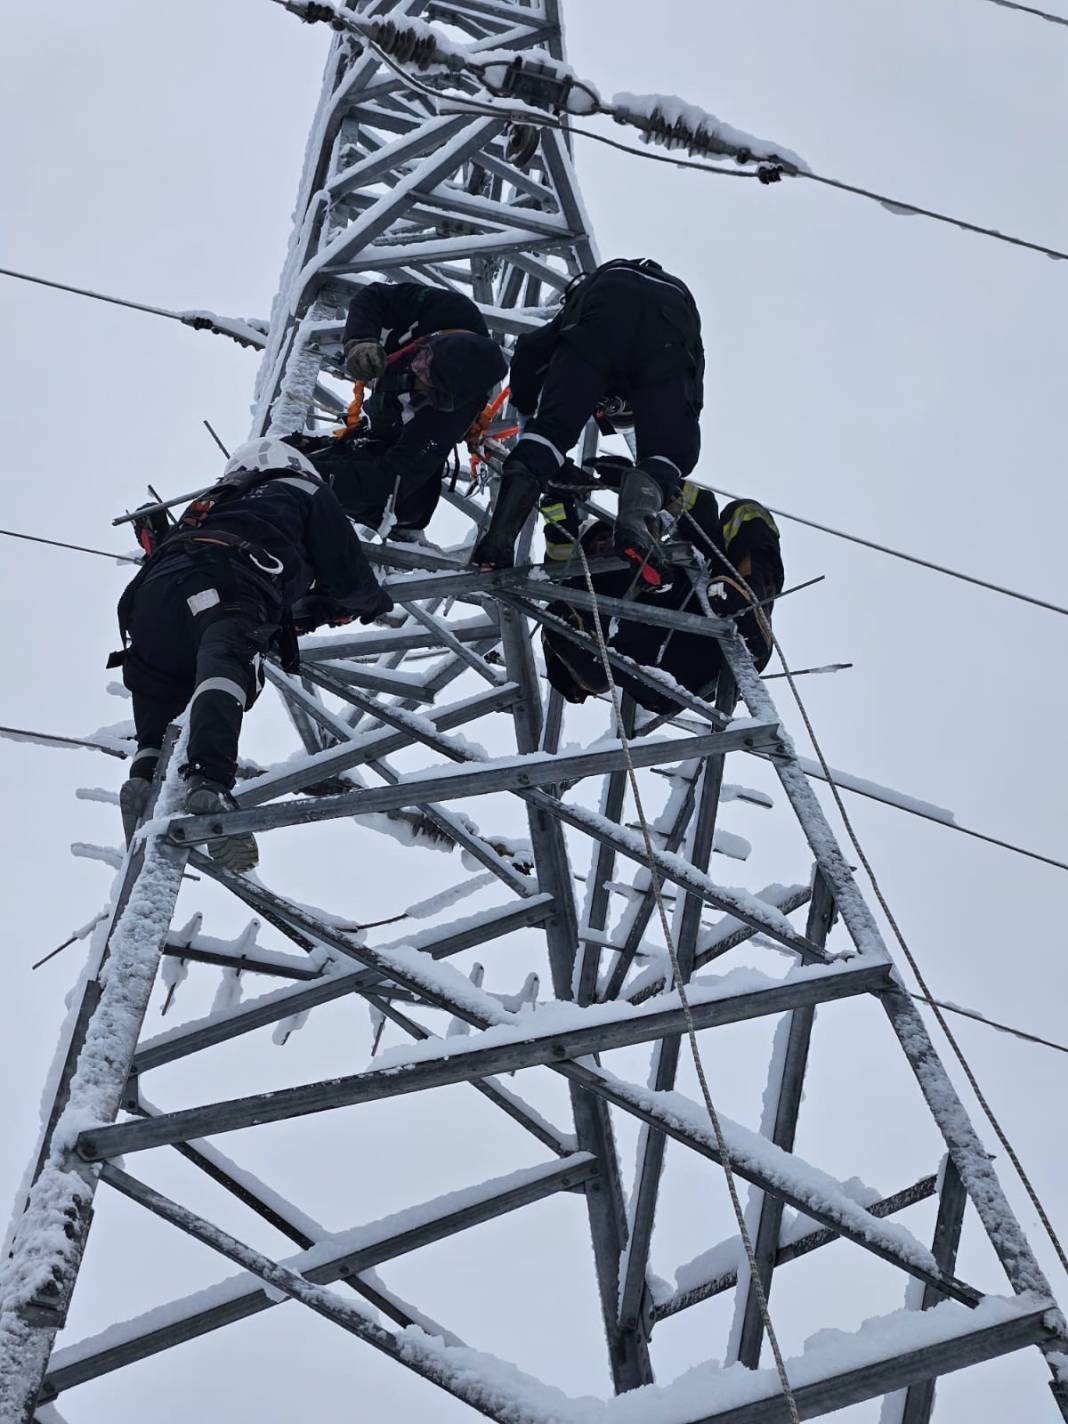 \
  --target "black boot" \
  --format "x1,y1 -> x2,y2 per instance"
614,466 -> 673,590
119,776 -> 152,848
185,774 -> 259,873
470,461 -> 541,571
